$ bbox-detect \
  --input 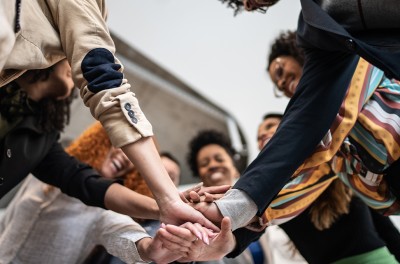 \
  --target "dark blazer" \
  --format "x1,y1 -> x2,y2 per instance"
230,0 -> 400,256
0,115 -> 113,208
235,0 -> 400,216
